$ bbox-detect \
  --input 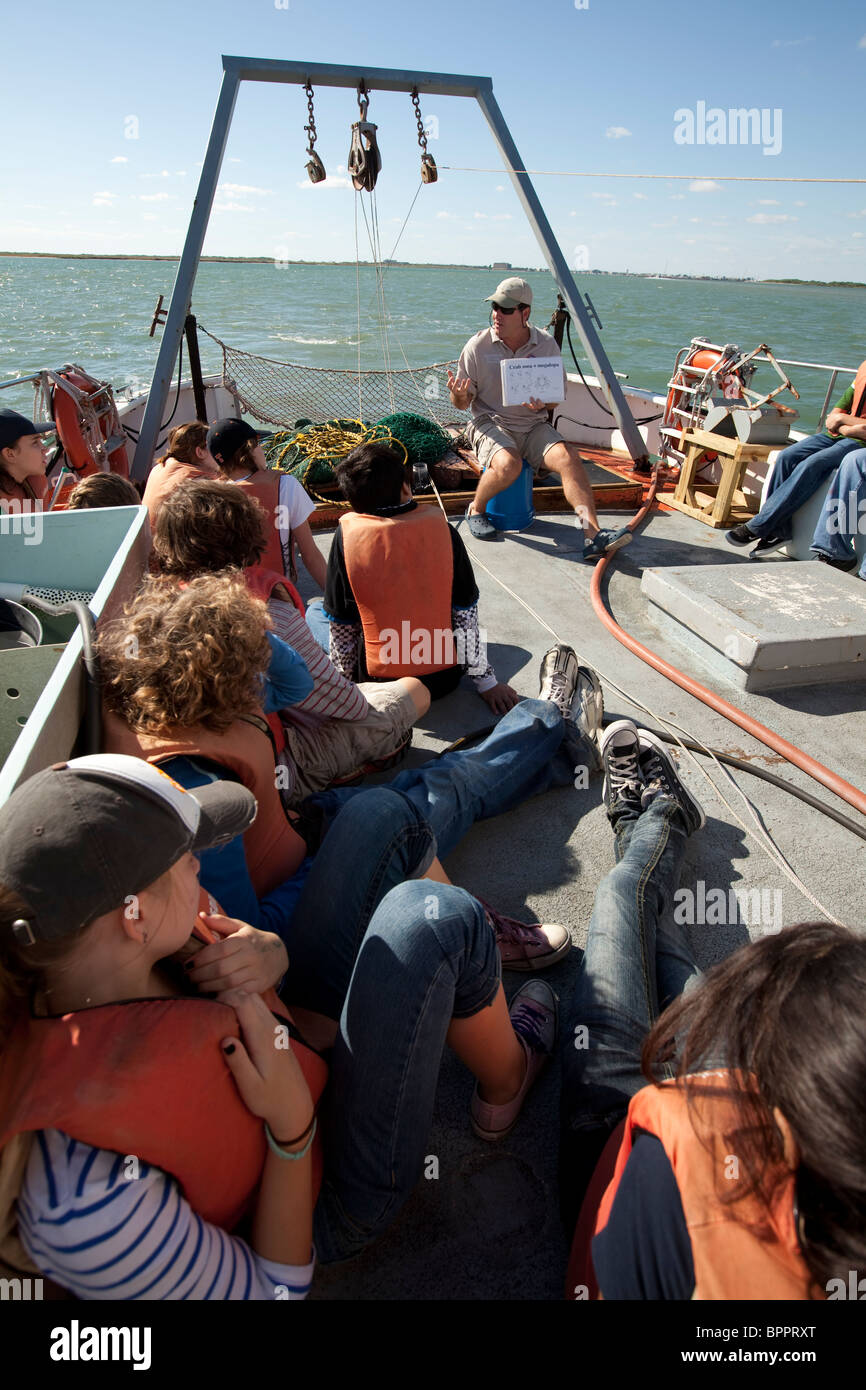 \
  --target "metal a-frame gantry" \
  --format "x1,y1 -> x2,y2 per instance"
133,55 -> 649,477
